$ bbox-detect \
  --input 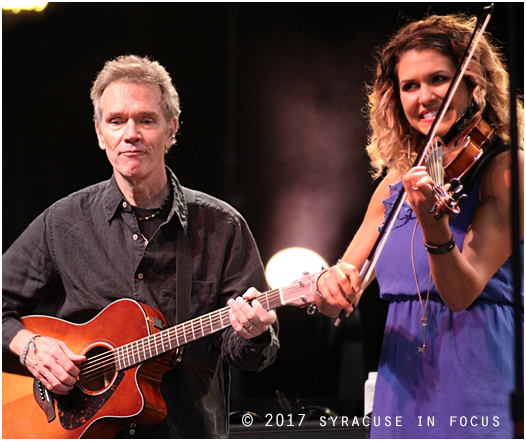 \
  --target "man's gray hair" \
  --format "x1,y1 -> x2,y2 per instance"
90,55 -> 181,126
